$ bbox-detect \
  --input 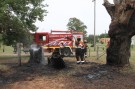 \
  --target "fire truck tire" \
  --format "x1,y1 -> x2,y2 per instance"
64,47 -> 72,57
